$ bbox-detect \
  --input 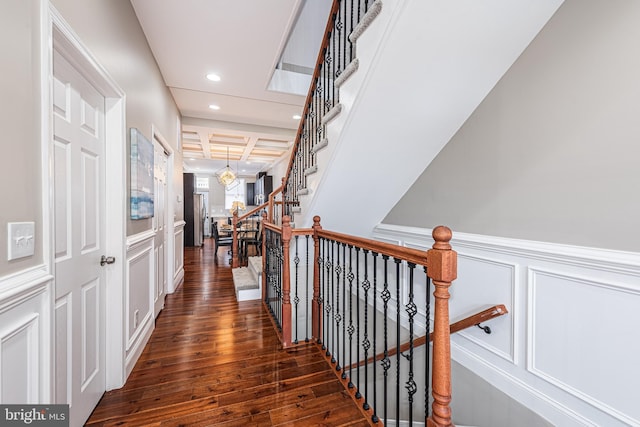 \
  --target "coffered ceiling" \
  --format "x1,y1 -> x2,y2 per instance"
130,0 -> 332,177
